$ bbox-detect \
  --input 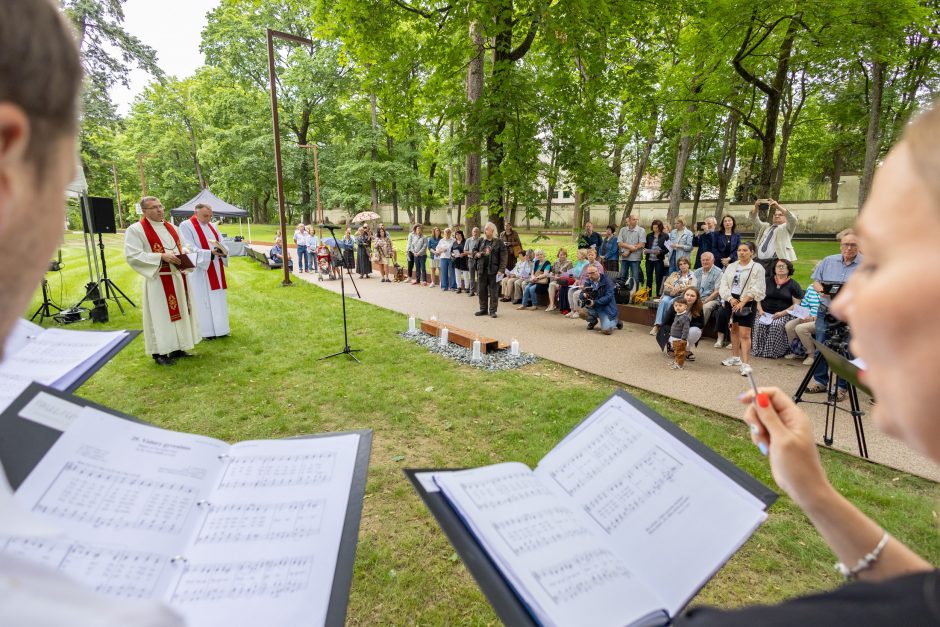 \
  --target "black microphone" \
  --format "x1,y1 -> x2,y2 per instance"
318,223 -> 341,230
